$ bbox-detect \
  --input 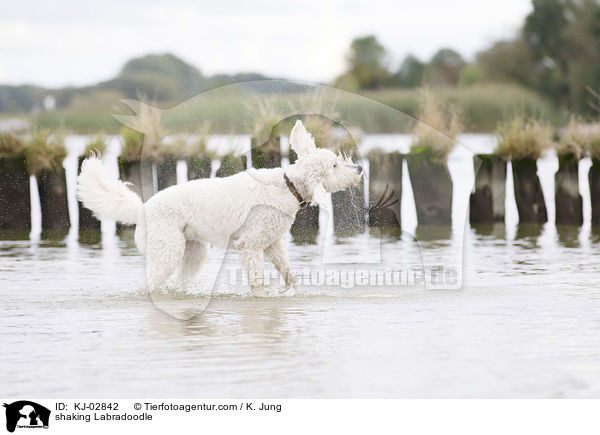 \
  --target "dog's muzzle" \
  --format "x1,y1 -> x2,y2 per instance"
345,163 -> 363,174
